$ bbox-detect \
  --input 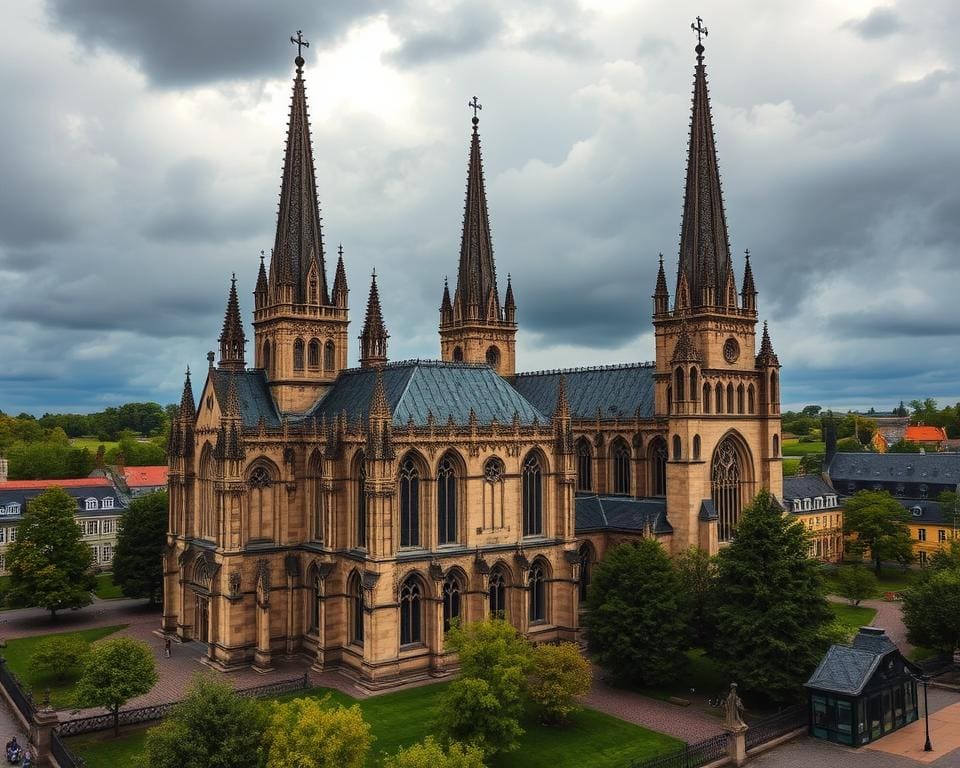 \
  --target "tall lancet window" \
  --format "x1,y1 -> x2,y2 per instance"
576,440 -> 592,492
437,455 -> 457,545
613,441 -> 631,495
522,453 -> 543,536
712,437 -> 744,542
399,456 -> 420,547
